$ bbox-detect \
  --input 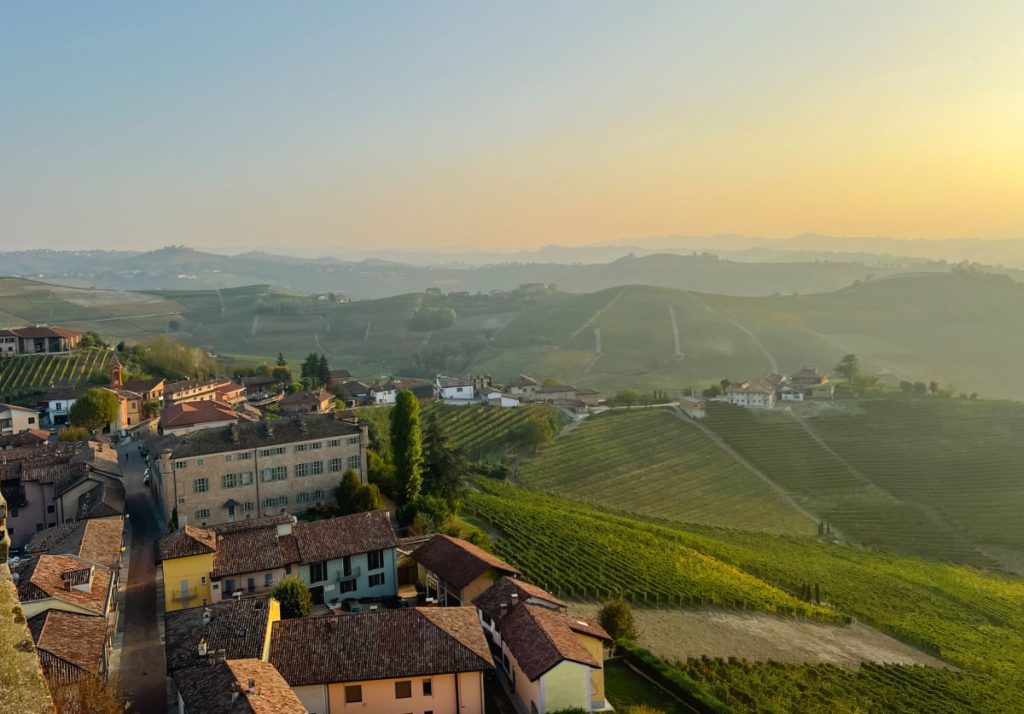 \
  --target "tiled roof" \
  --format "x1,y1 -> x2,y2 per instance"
174,659 -> 306,714
151,414 -> 361,459
75,475 -> 126,520
436,376 -> 473,388
269,607 -> 492,686
164,595 -> 275,673
161,400 -> 239,429
28,610 -> 107,685
14,554 -> 113,615
43,386 -> 88,401
411,534 -> 519,591
498,602 -> 608,681
473,576 -> 563,623
0,430 -> 49,449
534,384 -> 578,394
165,377 -> 232,395
5,326 -> 82,339
241,374 -> 278,387
211,525 -> 296,579
280,390 -> 332,409
159,525 -> 218,561
292,511 -> 396,564
122,377 -> 165,394
506,375 -> 538,388
25,516 -> 123,568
